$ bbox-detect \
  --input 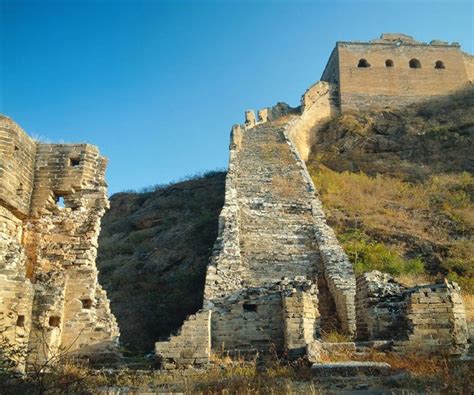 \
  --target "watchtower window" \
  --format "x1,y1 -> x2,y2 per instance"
70,158 -> 80,167
16,315 -> 25,327
17,183 -> 24,197
81,298 -> 93,309
435,60 -> 445,69
357,59 -> 370,68
49,316 -> 61,328
385,59 -> 394,67
409,59 -> 421,68
243,303 -> 258,313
